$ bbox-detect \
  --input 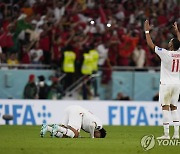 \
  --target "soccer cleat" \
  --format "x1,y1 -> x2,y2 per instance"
172,135 -> 179,139
51,124 -> 59,137
40,124 -> 48,137
156,135 -> 170,140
